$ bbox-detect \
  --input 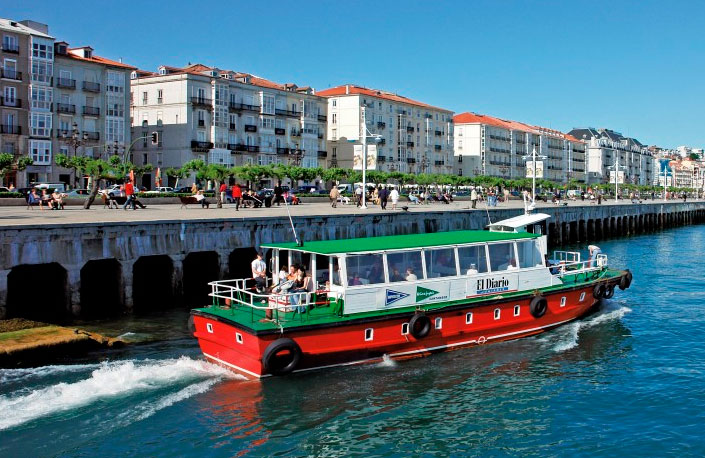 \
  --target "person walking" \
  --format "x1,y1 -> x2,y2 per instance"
503,188 -> 510,205
219,182 -> 227,206
232,183 -> 242,211
355,186 -> 363,207
329,185 -> 340,208
123,181 -> 136,210
273,185 -> 284,206
471,188 -> 478,209
379,186 -> 388,210
191,182 -> 198,194
389,186 -> 399,210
